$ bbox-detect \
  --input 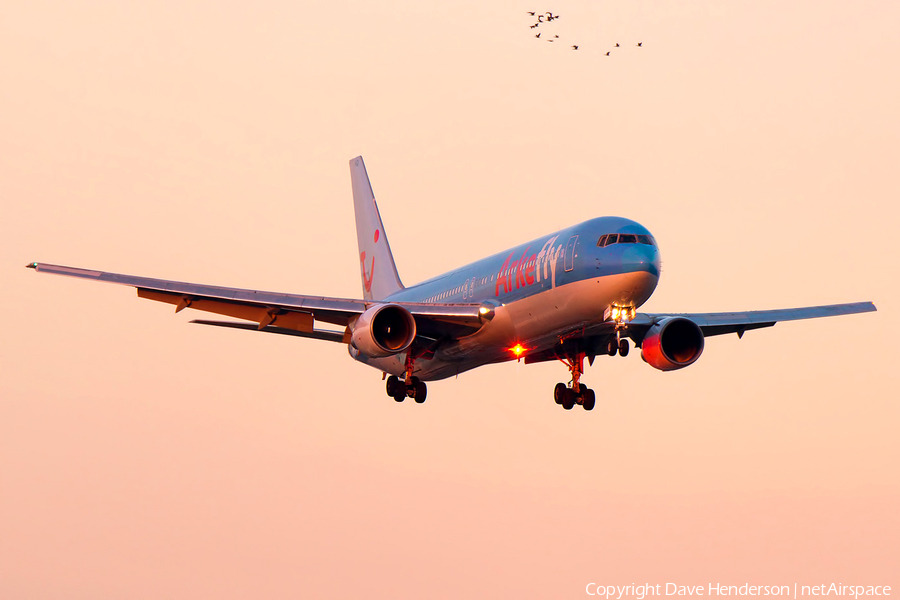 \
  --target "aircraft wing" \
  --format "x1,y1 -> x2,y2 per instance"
637,301 -> 877,337
523,301 -> 876,364
26,262 -> 485,340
